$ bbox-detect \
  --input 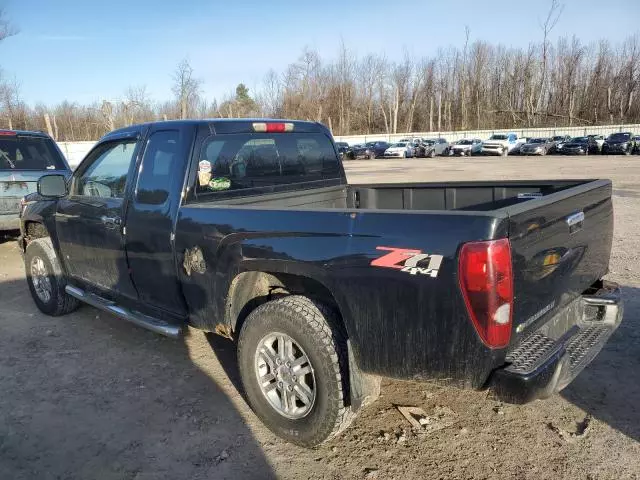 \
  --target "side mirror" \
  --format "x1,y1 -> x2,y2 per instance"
38,174 -> 68,197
